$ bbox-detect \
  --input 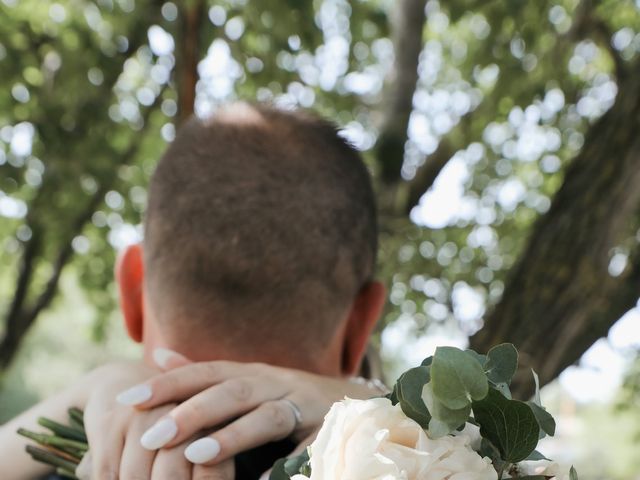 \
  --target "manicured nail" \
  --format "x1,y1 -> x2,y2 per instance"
185,437 -> 221,464
153,347 -> 180,369
116,384 -> 152,406
140,418 -> 178,450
